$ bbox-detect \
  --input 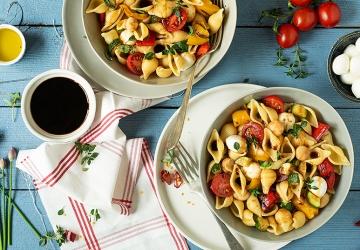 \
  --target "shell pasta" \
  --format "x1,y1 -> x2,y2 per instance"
206,96 -> 350,235
86,0 -> 224,79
